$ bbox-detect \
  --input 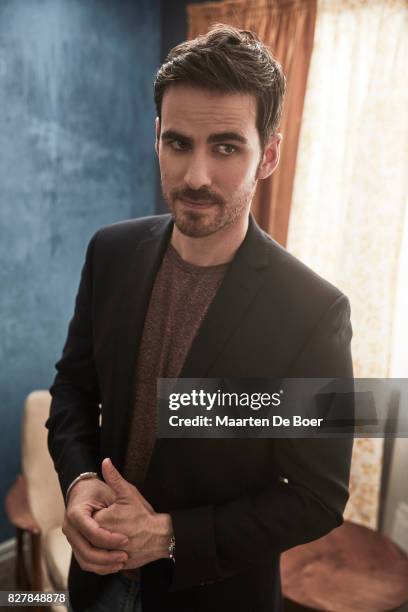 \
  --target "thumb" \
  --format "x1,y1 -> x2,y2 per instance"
101,457 -> 130,497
